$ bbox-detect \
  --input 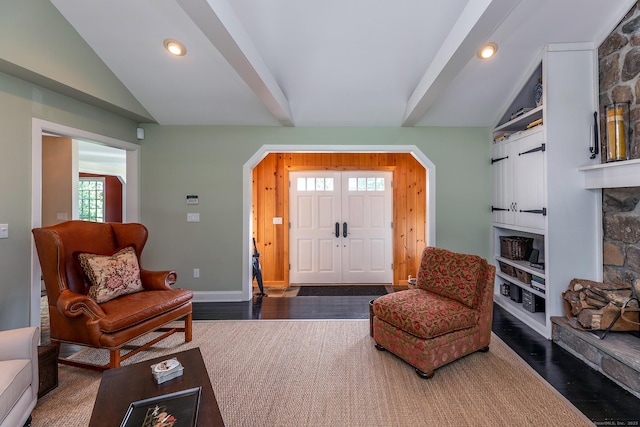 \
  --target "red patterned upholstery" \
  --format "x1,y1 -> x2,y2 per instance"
417,247 -> 485,308
374,289 -> 480,339
372,247 -> 495,378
